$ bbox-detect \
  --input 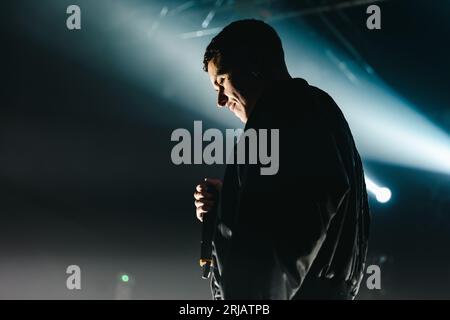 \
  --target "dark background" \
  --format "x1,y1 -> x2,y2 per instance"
2,0 -> 450,299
